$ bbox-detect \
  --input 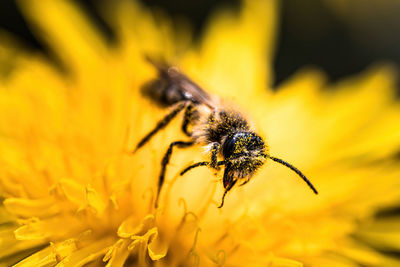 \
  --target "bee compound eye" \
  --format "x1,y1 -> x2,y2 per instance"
223,132 -> 258,158
222,135 -> 237,159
